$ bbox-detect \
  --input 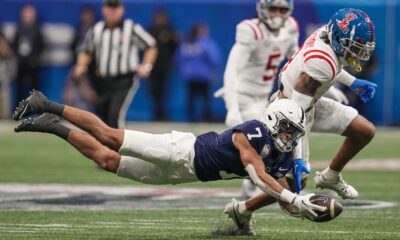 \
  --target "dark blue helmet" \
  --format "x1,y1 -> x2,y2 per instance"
327,8 -> 375,71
